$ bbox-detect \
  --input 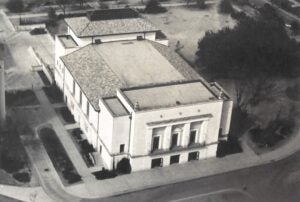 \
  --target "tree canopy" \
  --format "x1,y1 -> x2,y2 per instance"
6,0 -> 24,13
196,17 -> 300,78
